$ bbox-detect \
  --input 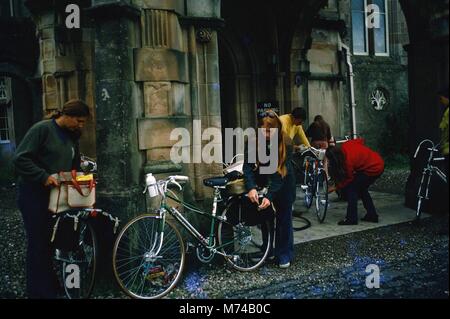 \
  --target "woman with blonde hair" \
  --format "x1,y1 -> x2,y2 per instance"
243,110 -> 296,268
